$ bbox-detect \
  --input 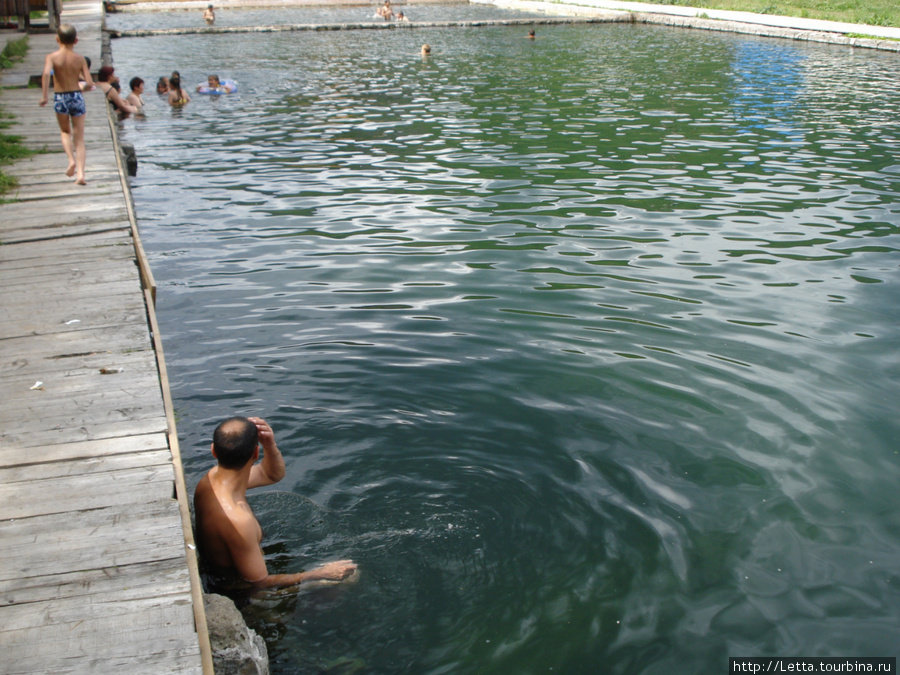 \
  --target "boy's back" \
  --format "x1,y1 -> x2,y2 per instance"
46,48 -> 88,93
